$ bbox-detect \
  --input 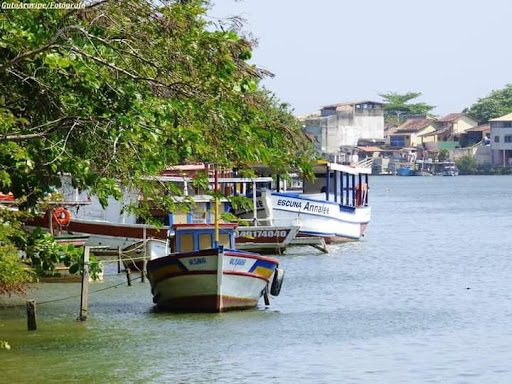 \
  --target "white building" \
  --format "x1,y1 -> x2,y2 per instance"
490,113 -> 512,166
301,100 -> 385,155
